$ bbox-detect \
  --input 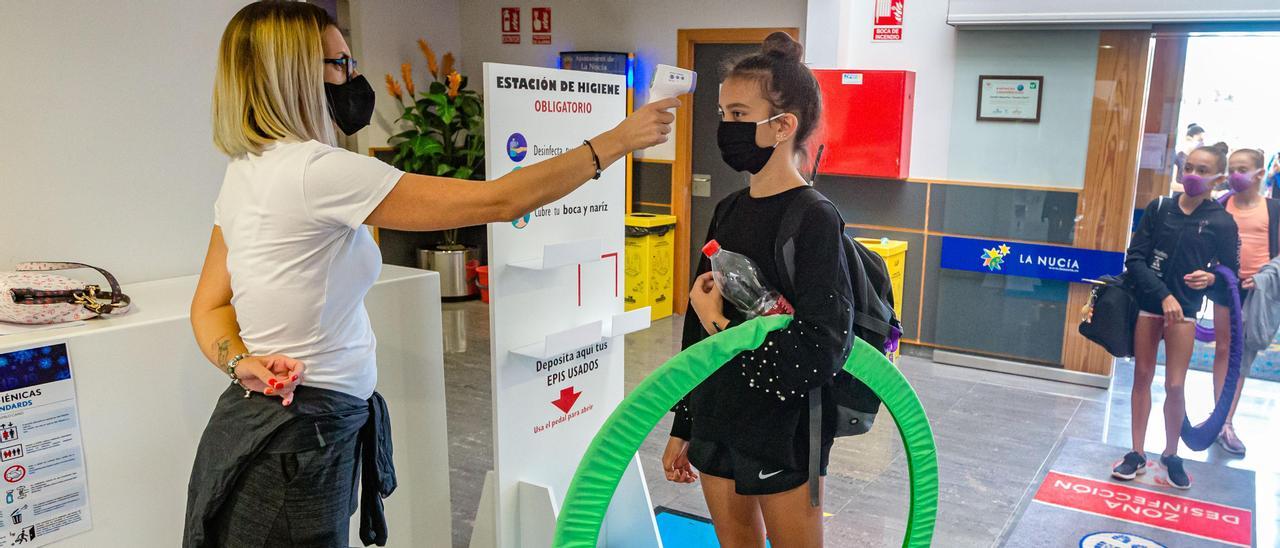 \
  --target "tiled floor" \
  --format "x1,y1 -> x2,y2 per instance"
439,301 -> 1278,547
